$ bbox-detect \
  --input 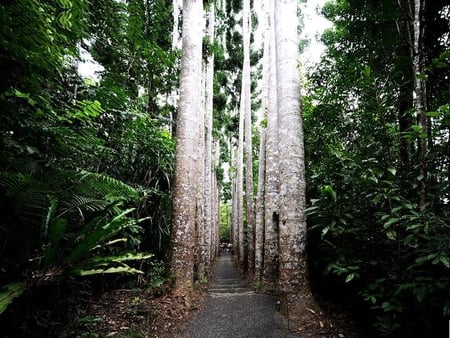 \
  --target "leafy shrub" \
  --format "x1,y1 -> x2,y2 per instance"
307,159 -> 450,336
0,169 -> 155,313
